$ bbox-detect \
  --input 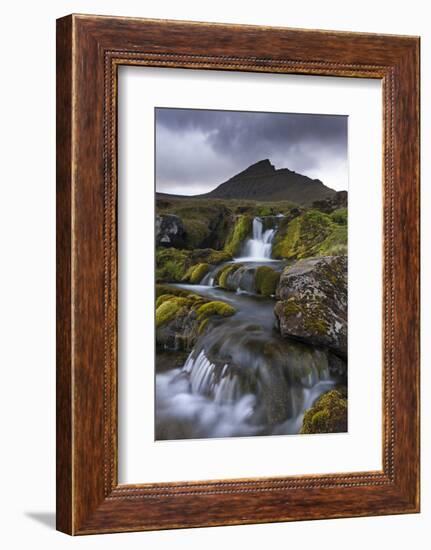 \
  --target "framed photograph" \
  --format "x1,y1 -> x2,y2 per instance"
56,14 -> 420,534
